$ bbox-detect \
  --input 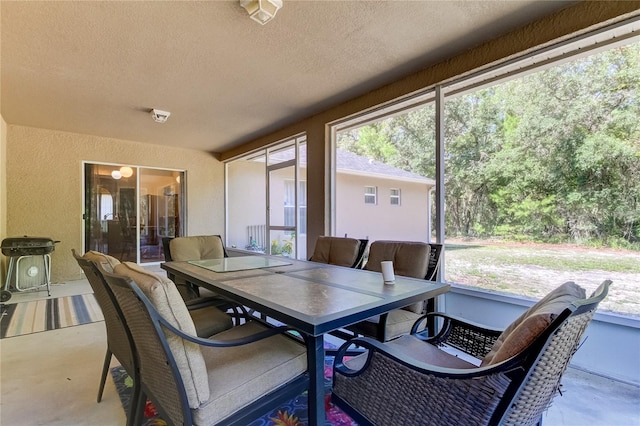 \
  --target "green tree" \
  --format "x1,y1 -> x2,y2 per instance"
337,42 -> 640,248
